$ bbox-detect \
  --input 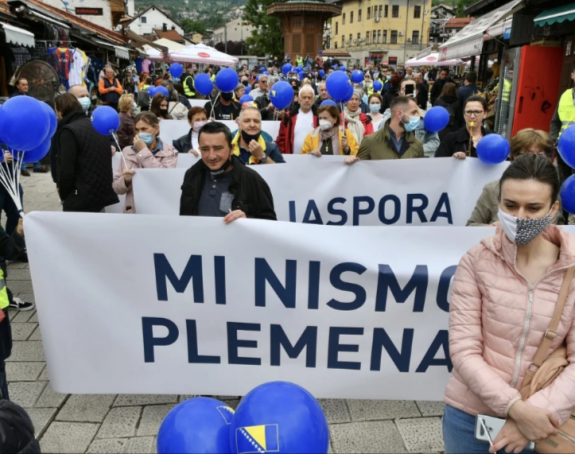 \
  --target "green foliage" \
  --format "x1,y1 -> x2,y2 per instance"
456,0 -> 477,17
181,19 -> 206,35
243,0 -> 283,57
